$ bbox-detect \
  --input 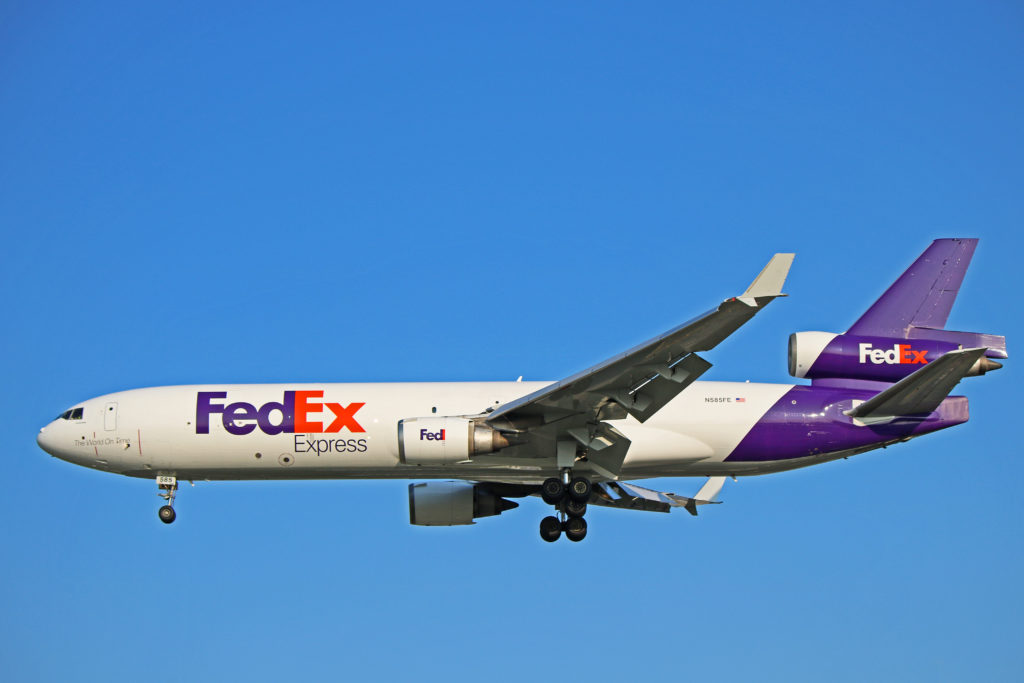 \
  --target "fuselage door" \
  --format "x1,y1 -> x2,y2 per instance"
104,402 -> 118,431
